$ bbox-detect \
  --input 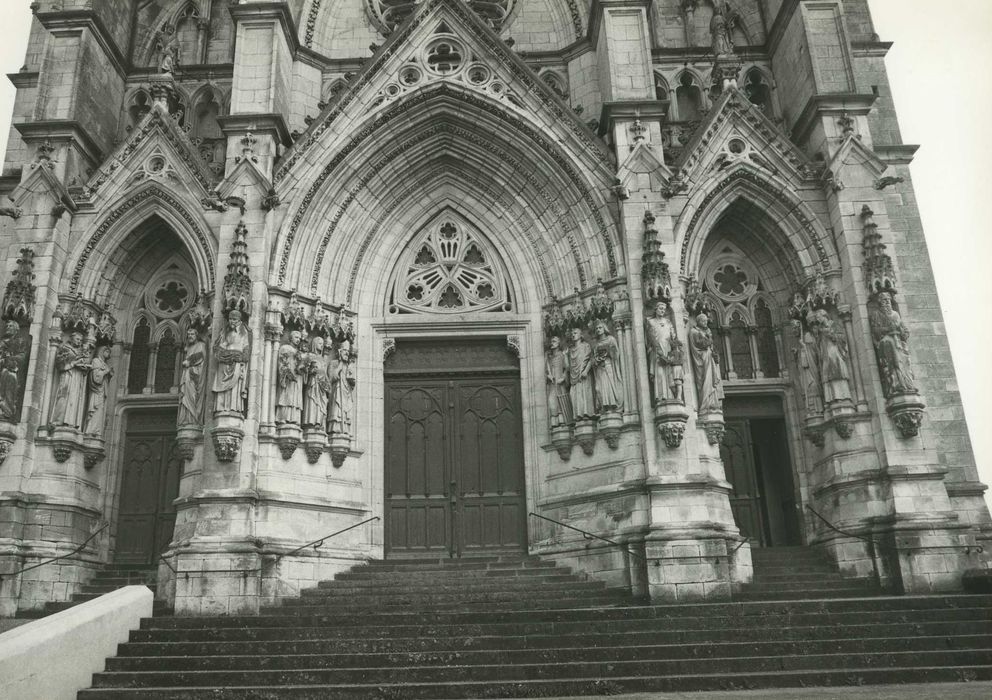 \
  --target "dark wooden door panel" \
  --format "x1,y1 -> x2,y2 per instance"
116,410 -> 180,566
454,380 -> 525,554
384,350 -> 526,558
720,419 -> 765,546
